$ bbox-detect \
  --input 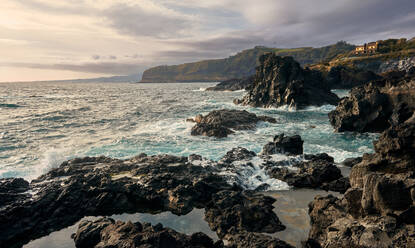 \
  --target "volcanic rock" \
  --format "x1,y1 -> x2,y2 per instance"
307,114 -> 415,247
329,69 -> 415,133
190,109 -> 276,138
325,65 -> 381,89
235,54 -> 340,109
262,133 -> 304,155
0,153 -> 289,248
74,218 -> 221,248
